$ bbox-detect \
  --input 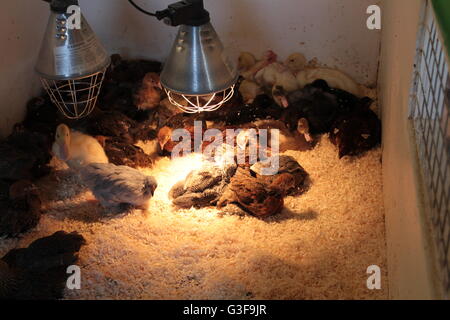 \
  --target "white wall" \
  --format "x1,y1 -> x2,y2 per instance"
379,0 -> 442,299
80,0 -> 381,86
0,1 -> 48,138
0,0 -> 381,136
